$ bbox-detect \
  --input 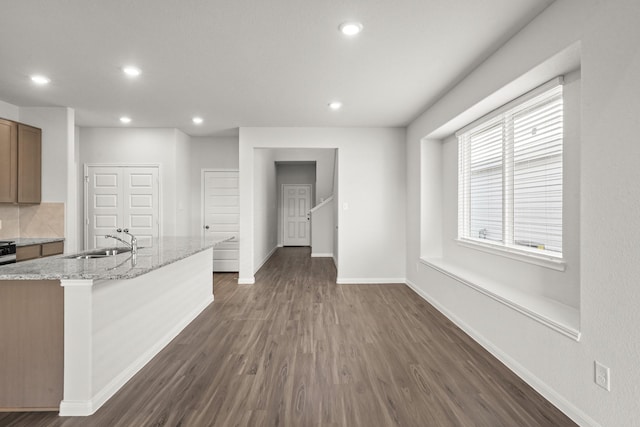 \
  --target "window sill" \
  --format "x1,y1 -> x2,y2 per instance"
419,257 -> 580,341
456,238 -> 566,271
